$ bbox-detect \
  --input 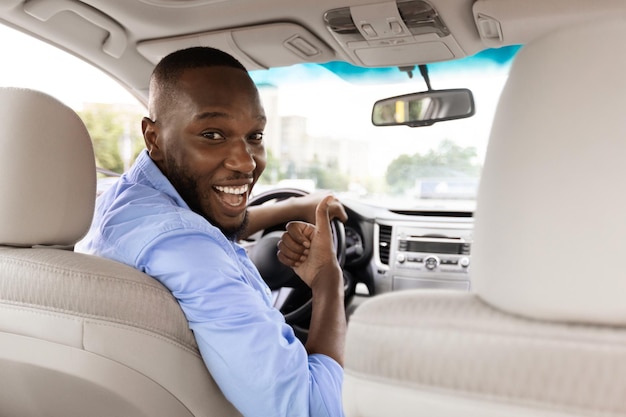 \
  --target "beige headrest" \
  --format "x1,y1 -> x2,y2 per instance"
0,87 -> 96,247
471,16 -> 626,325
